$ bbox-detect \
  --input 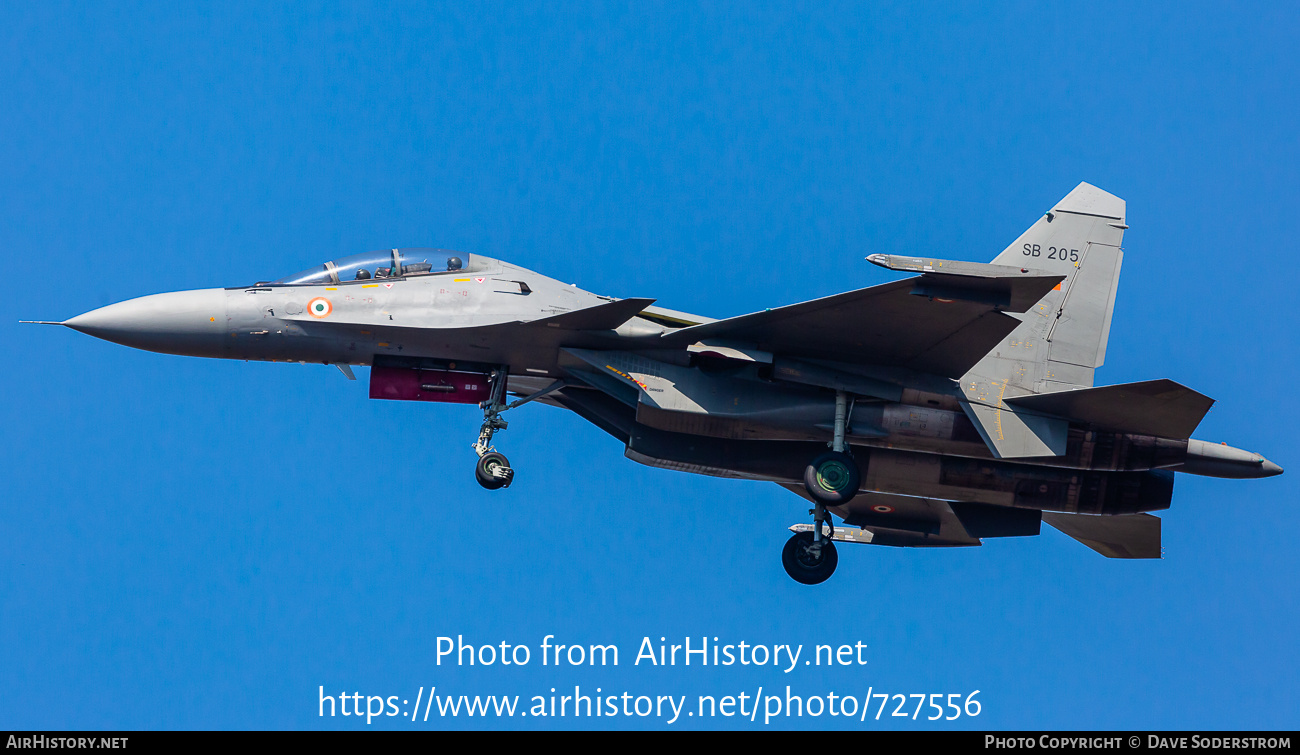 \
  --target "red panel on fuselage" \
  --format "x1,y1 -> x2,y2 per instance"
368,366 -> 490,404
